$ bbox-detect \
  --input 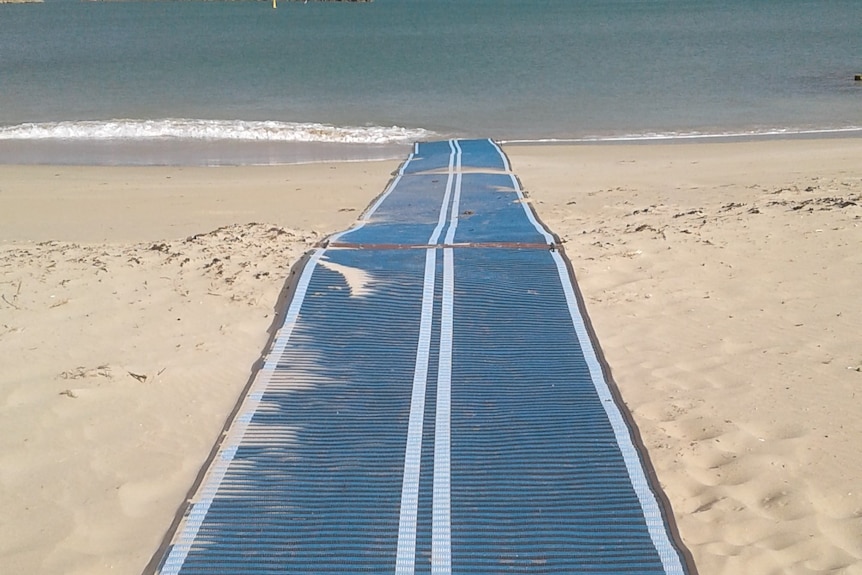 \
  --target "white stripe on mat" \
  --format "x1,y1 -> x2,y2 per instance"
550,249 -> 686,575
432,247 -> 454,575
396,139 -> 458,573
442,140 -> 463,246
428,140 -> 457,245
394,247 -> 437,575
